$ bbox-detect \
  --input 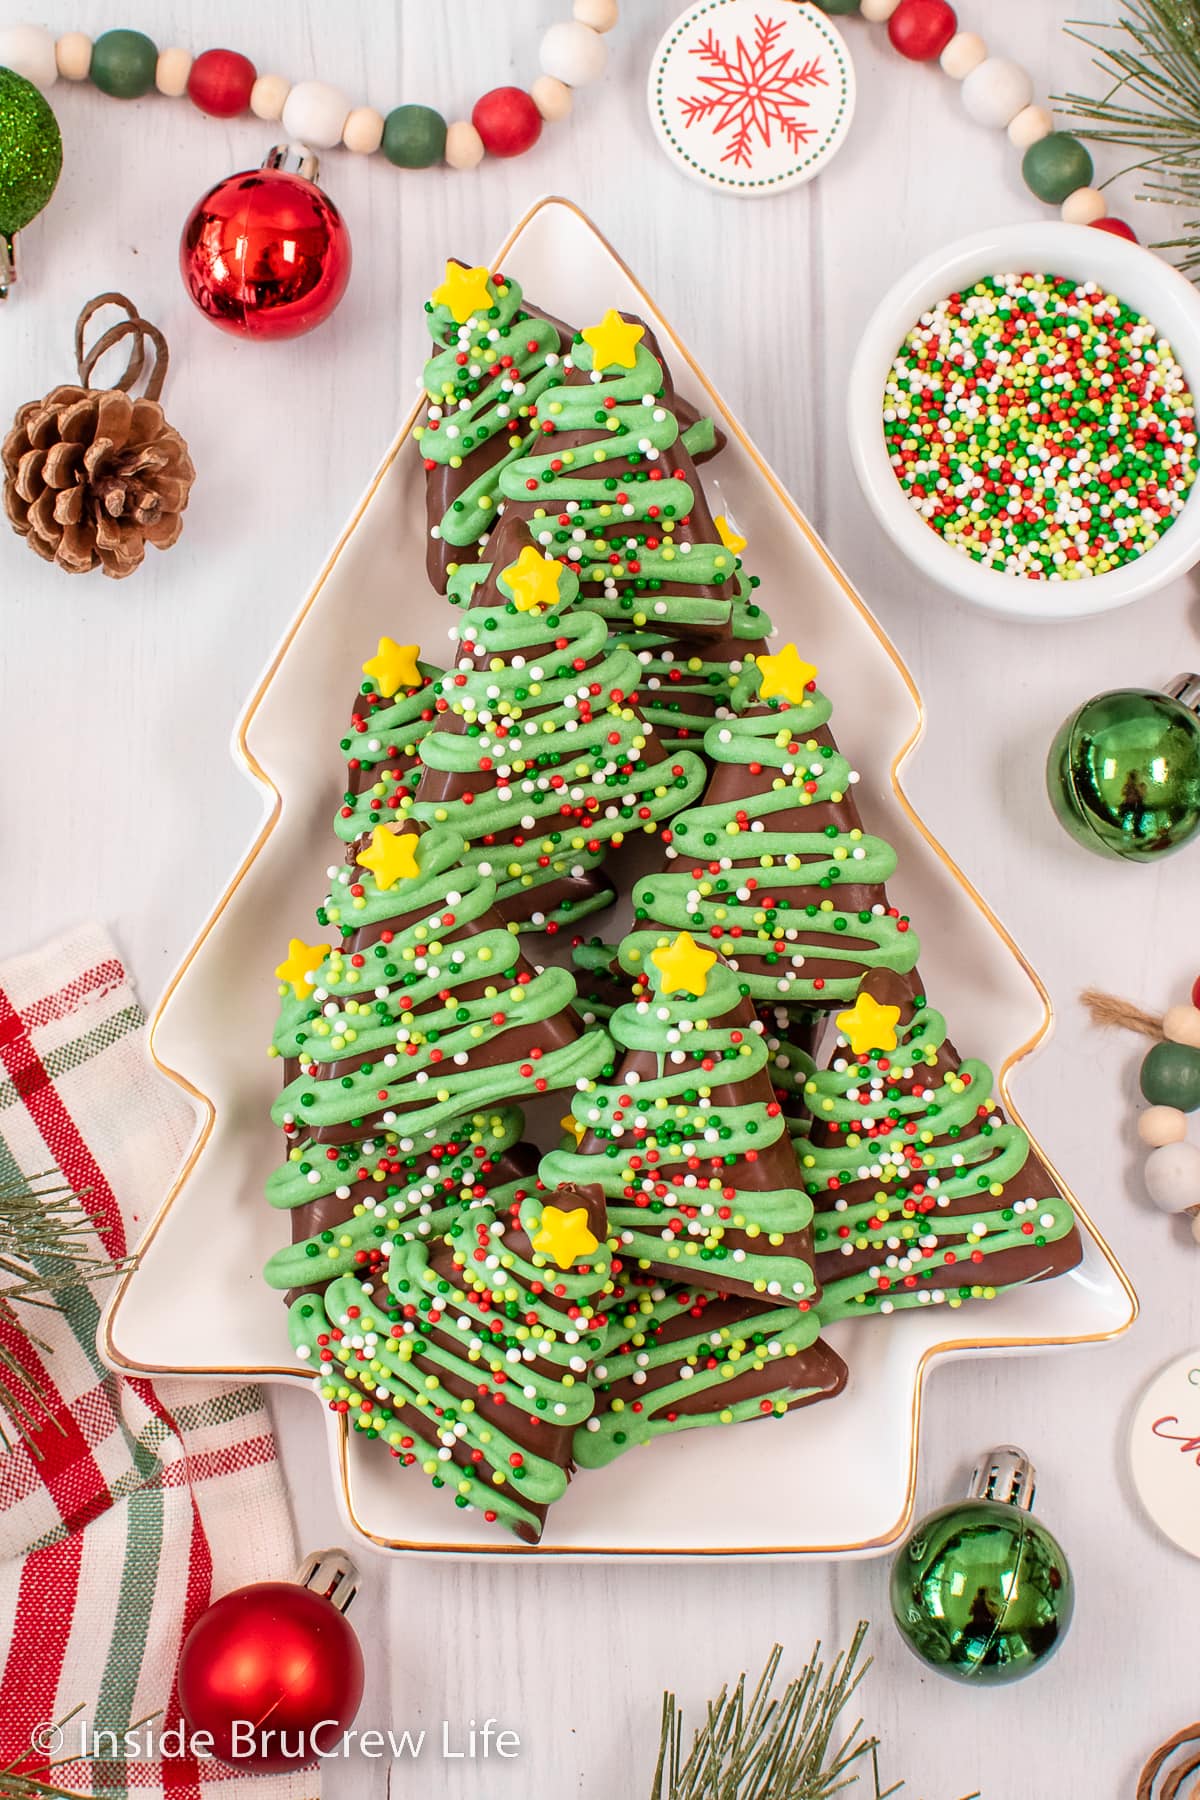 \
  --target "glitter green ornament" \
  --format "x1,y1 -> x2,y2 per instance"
891,1447 -> 1074,1686
0,65 -> 63,299
1047,675 -> 1200,861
